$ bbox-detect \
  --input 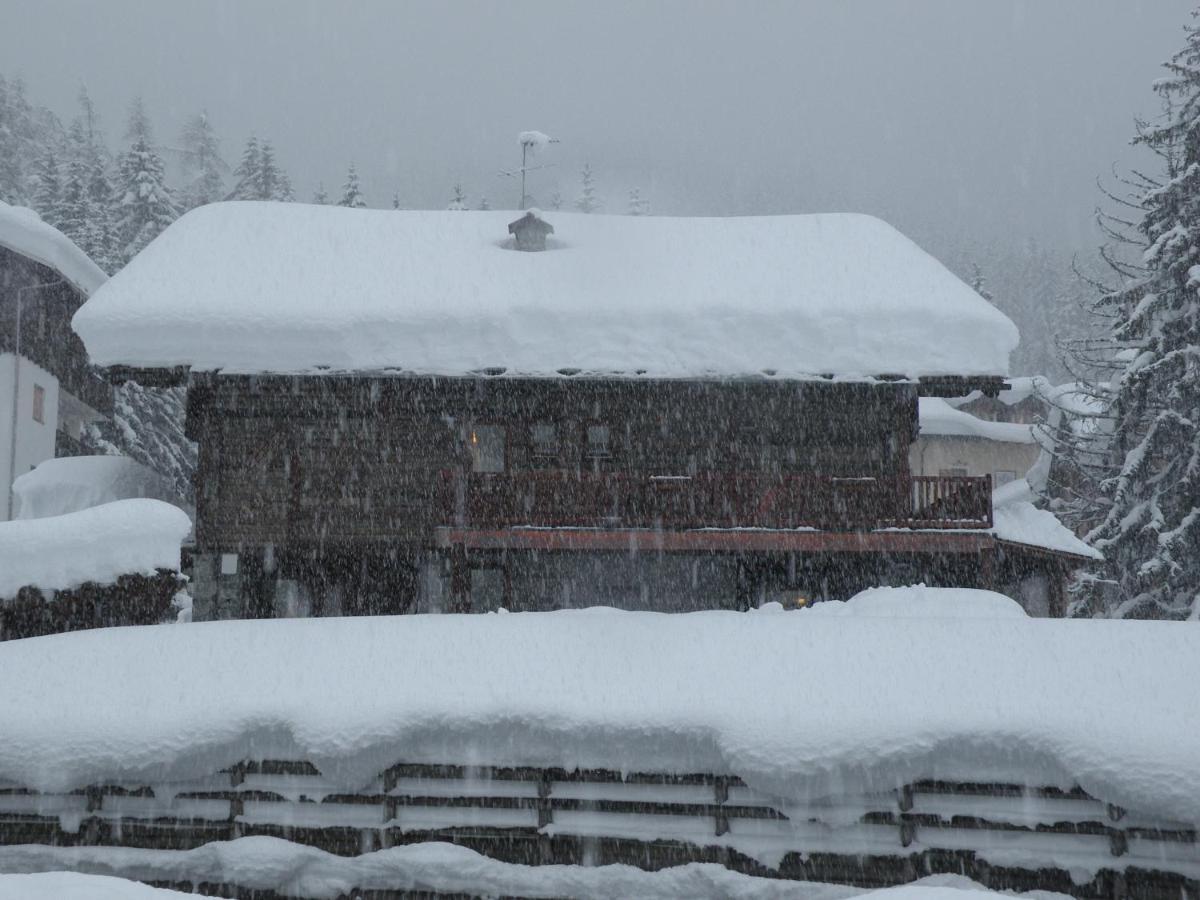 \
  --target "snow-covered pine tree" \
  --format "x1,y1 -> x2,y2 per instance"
178,111 -> 226,209
478,195 -> 491,211
627,187 -> 649,216
392,190 -> 401,210
228,136 -> 261,200
339,163 -> 366,208
969,262 -> 993,301
0,74 -> 33,204
313,183 -> 329,205
114,98 -> 179,263
447,182 -> 467,211
1057,12 -> 1200,620
257,140 -> 293,201
575,163 -> 600,213
549,190 -> 563,211
53,91 -> 121,274
31,144 -> 63,223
